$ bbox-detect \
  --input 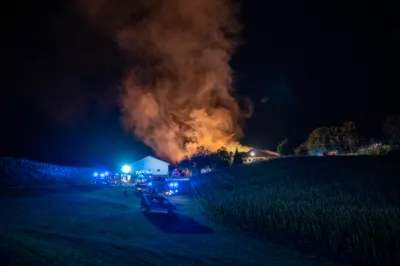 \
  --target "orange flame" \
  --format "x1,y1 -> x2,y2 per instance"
79,0 -> 251,162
